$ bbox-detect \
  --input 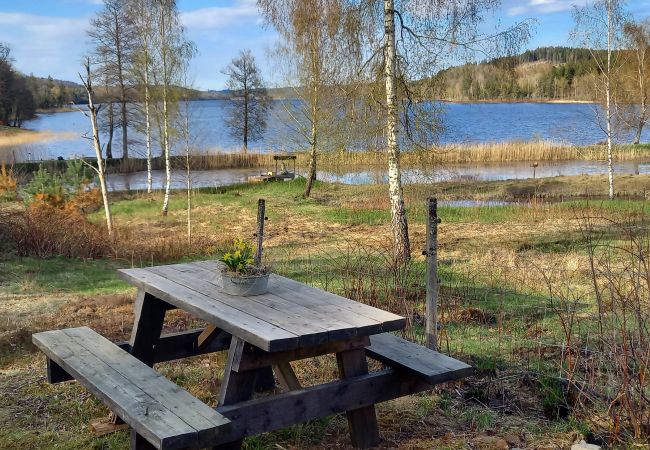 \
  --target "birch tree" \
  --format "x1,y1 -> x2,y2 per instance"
222,50 -> 270,154
79,58 -> 113,236
259,0 -> 362,198
150,0 -> 195,216
367,0 -> 531,260
130,0 -> 156,192
87,0 -> 136,161
572,0 -> 626,200
623,20 -> 650,145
